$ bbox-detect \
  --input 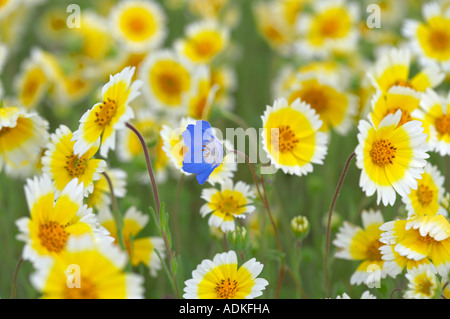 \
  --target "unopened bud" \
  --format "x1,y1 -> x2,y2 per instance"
291,215 -> 310,238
